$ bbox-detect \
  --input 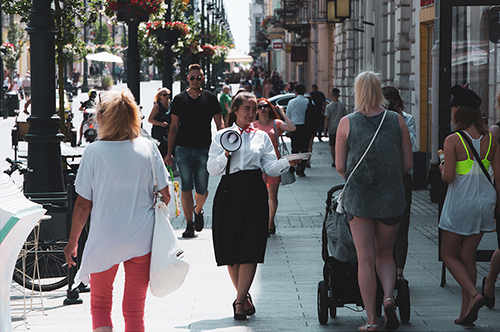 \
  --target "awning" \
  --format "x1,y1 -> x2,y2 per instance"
224,49 -> 254,64
86,51 -> 123,63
